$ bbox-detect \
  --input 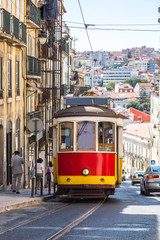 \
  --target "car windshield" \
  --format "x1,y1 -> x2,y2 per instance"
152,166 -> 160,172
